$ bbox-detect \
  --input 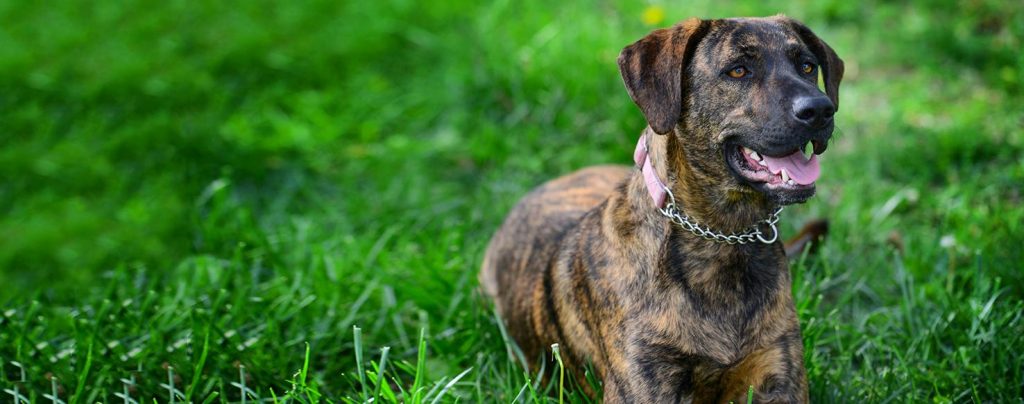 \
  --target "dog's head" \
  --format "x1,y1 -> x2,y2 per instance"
619,16 -> 844,205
